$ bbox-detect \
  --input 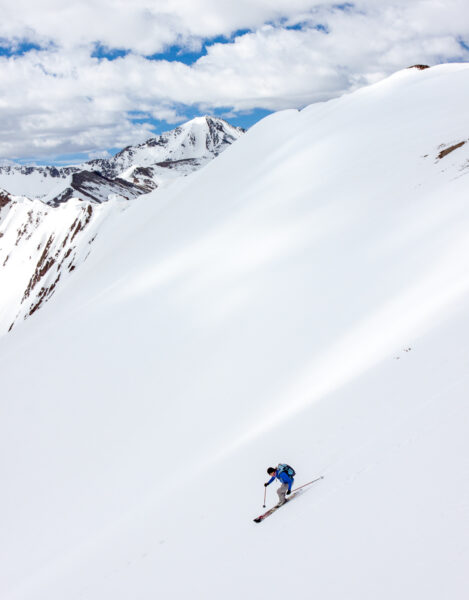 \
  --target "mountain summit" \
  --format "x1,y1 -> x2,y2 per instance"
88,116 -> 245,179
